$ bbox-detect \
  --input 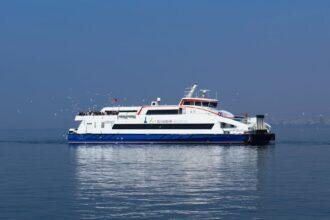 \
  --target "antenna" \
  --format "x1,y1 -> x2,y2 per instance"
200,89 -> 210,98
185,84 -> 198,98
